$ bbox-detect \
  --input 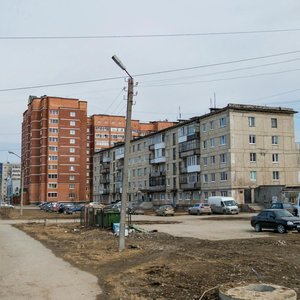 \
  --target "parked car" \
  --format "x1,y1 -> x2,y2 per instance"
104,203 -> 121,212
57,203 -> 74,214
251,209 -> 300,234
269,202 -> 297,216
188,203 -> 212,215
155,205 -> 174,216
64,204 -> 84,214
128,207 -> 145,215
0,203 -> 14,208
